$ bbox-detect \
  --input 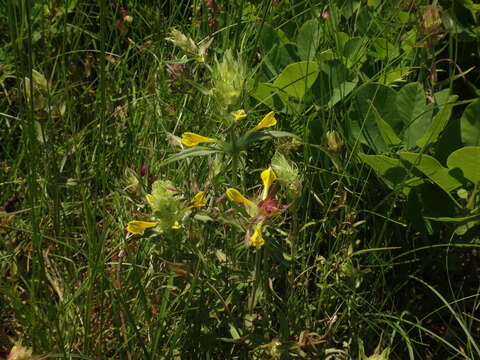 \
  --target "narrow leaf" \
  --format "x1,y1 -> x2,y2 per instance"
160,147 -> 221,166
